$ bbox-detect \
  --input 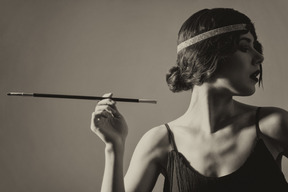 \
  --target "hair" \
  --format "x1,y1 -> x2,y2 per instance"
166,8 -> 263,92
